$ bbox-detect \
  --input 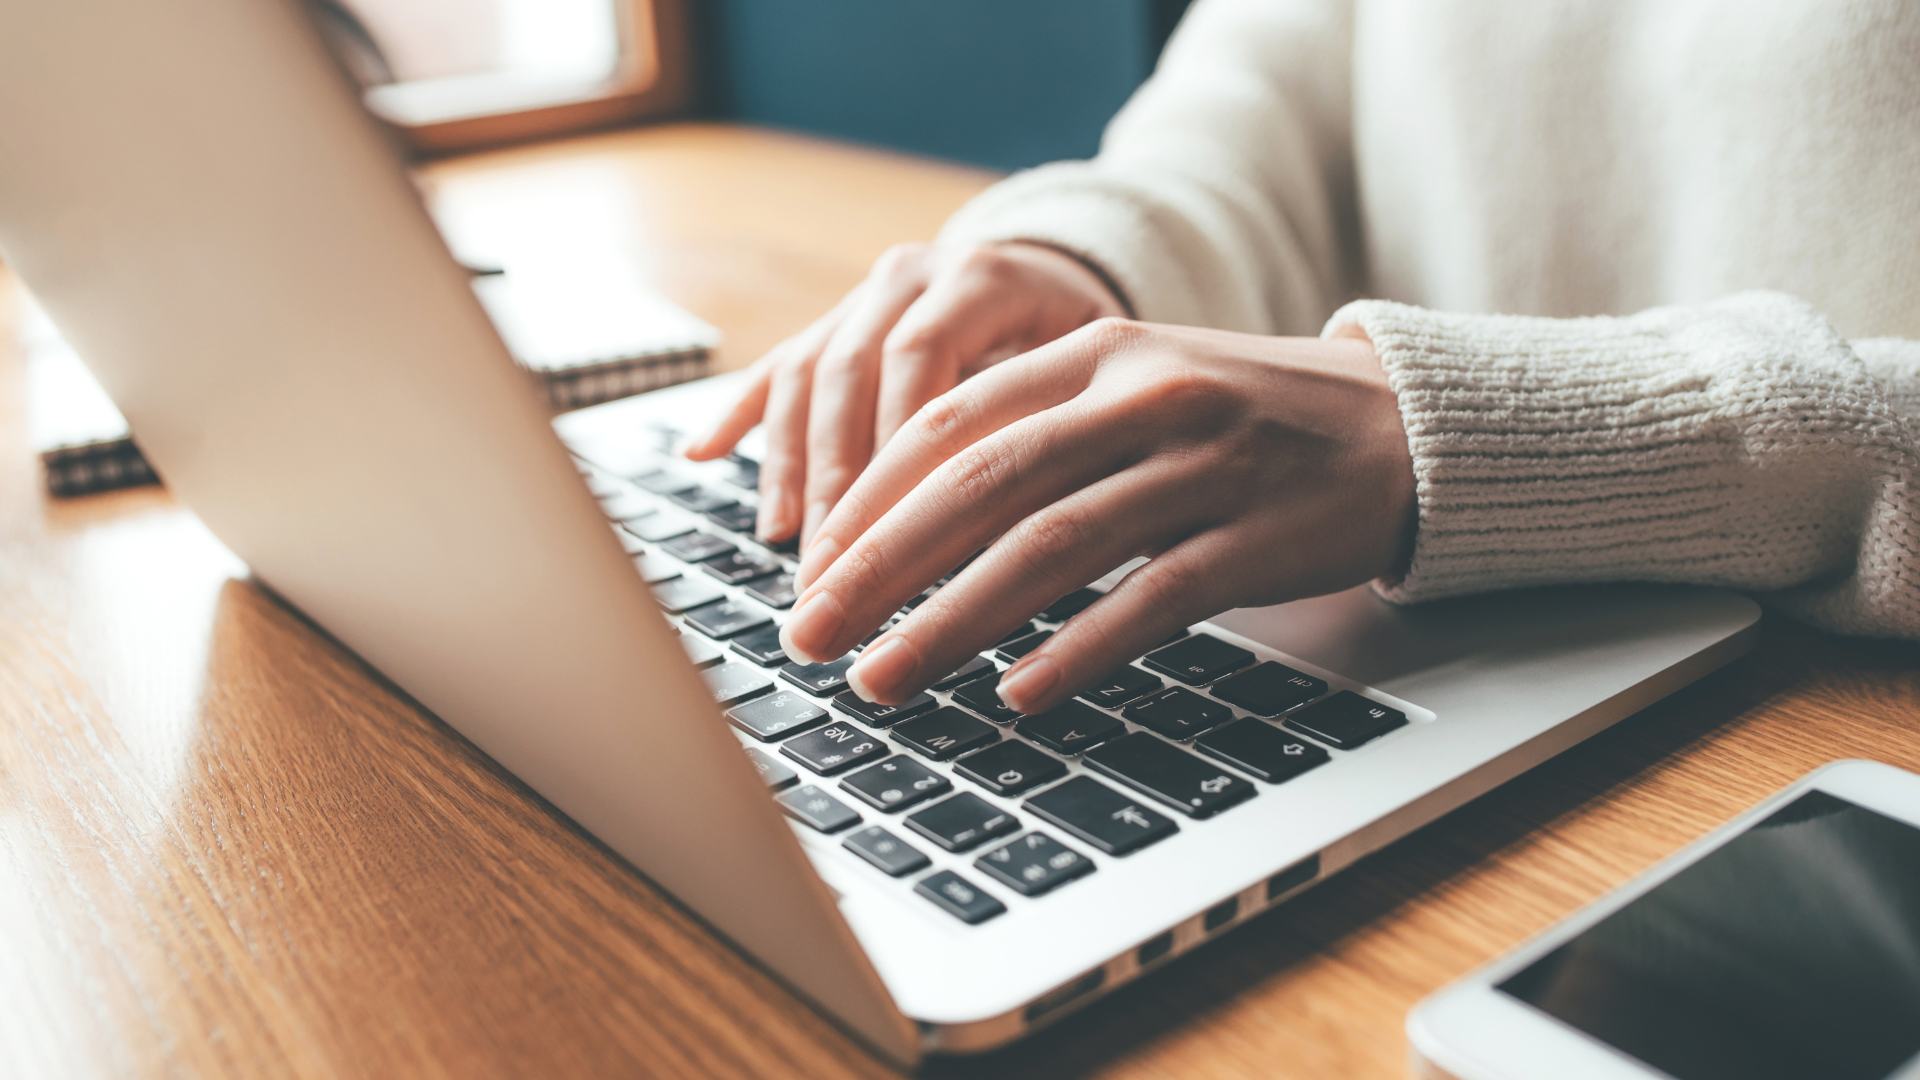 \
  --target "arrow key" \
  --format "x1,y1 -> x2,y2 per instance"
1083,732 -> 1257,819
1195,719 -> 1330,784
